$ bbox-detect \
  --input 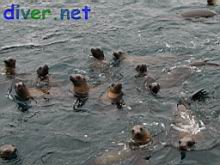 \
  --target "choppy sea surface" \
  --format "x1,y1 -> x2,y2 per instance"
0,0 -> 220,165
